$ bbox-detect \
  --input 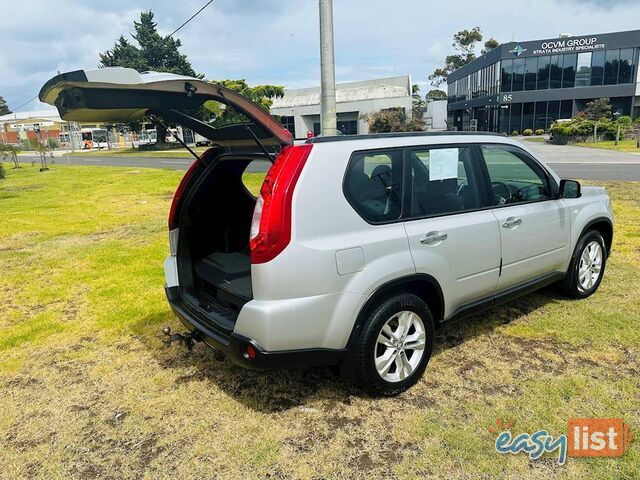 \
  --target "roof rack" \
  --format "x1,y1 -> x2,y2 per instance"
305,131 -> 506,143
